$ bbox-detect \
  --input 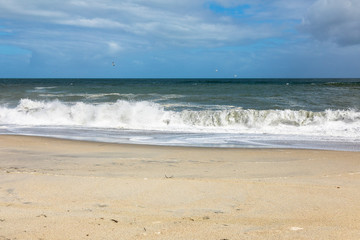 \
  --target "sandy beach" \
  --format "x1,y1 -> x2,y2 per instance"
0,135 -> 359,239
